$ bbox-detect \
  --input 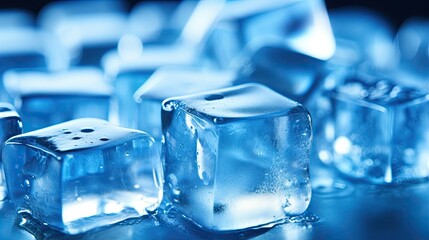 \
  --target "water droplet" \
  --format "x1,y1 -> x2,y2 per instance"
24,179 -> 30,188
213,117 -> 224,123
282,197 -> 291,211
81,128 -> 94,133
168,174 -> 180,196
125,152 -> 130,157
163,102 -> 174,111
205,94 -> 224,101
202,172 -> 210,185
133,184 -> 140,189
72,136 -> 81,140
24,195 -> 30,202
77,197 -> 82,201
172,188 -> 180,196
63,130 -> 72,134
100,137 -> 109,141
